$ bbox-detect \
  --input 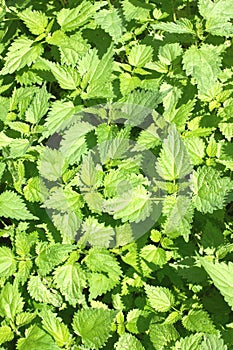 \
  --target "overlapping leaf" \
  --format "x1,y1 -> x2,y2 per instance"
200,258 -> 233,309
1,36 -> 43,75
